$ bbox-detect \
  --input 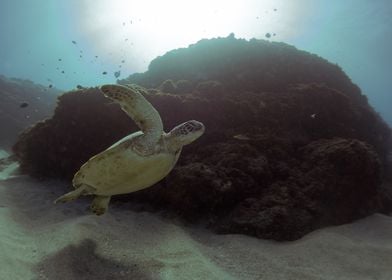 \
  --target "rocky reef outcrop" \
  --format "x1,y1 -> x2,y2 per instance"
13,37 -> 392,240
0,75 -> 60,150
